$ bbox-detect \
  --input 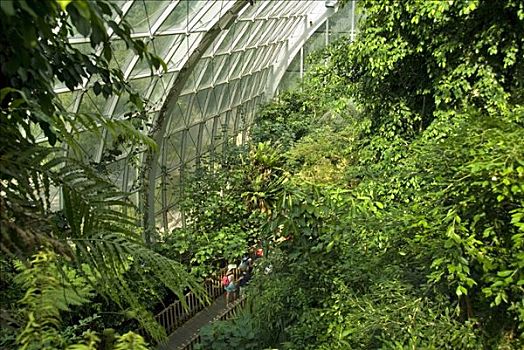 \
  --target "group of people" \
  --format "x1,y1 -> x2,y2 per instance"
222,249 -> 262,305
